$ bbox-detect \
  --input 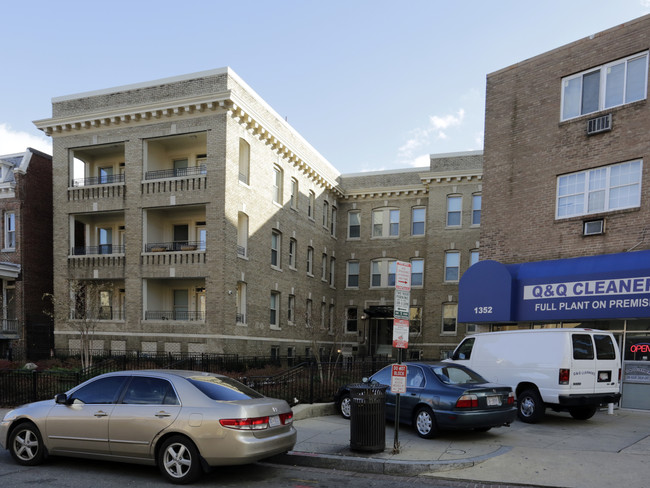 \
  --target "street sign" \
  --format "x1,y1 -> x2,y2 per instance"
395,261 -> 411,291
393,289 -> 410,319
391,364 -> 407,394
392,318 -> 409,349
